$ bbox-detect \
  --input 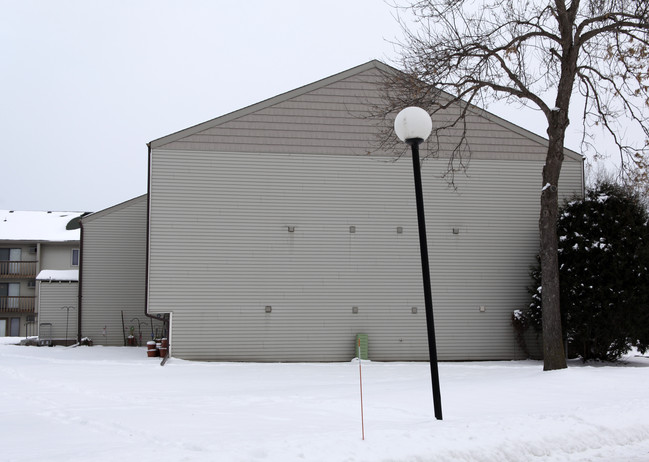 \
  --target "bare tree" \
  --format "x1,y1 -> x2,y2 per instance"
383,0 -> 649,370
